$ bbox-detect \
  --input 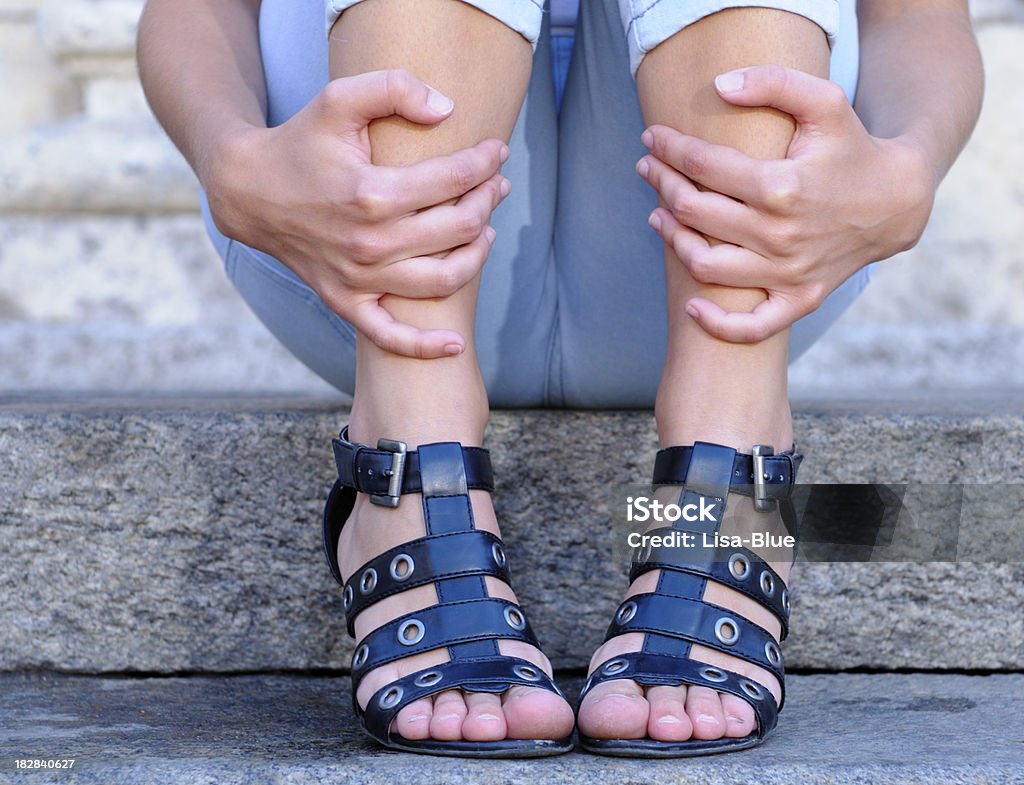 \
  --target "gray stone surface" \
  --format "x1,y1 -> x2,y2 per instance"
1,673 -> 1022,784
1,400 -> 1022,674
